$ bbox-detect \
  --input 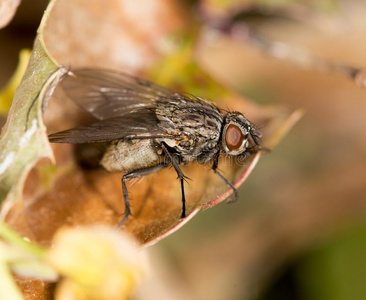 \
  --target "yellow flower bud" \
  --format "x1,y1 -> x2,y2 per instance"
48,226 -> 146,300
